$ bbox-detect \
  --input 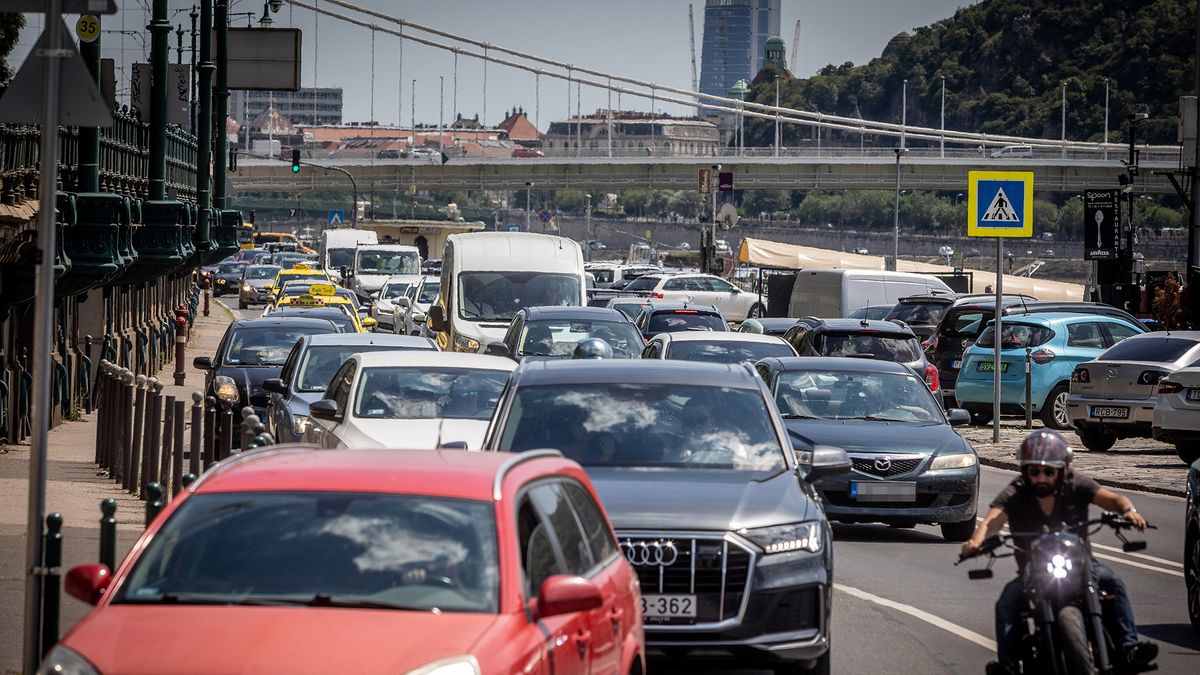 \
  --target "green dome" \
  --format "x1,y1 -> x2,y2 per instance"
765,35 -> 786,49
728,79 -> 750,99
